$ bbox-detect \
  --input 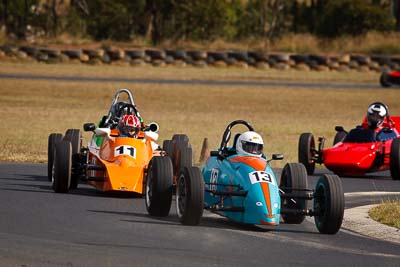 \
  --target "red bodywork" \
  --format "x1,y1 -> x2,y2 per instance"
389,71 -> 400,77
321,116 -> 400,176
